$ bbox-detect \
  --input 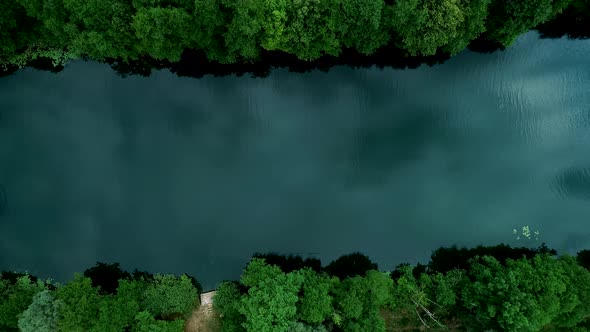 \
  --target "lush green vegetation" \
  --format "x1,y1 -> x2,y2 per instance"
1,0 -> 587,70
216,246 -> 590,331
2,245 -> 590,331
0,263 -> 201,332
